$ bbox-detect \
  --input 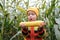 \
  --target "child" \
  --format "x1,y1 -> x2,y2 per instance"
20,7 -> 46,40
